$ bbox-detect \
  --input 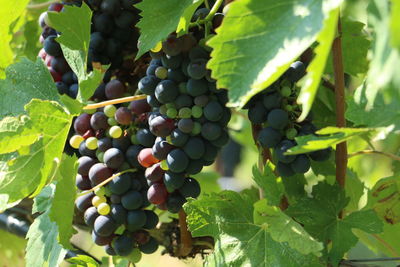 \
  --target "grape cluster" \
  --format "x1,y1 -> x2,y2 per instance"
84,0 -> 140,78
38,0 -> 141,98
137,31 -> 231,212
71,98 -> 160,259
38,2 -> 79,98
246,61 -> 331,177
